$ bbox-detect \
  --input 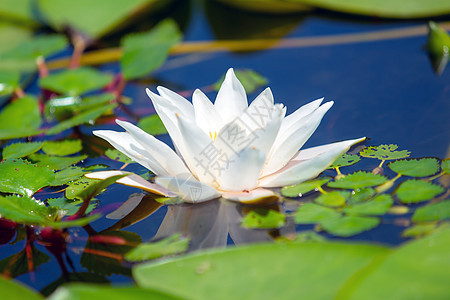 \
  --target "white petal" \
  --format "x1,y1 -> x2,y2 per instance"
221,188 -> 279,204
156,86 -> 194,120
85,171 -> 176,196
214,68 -> 248,124
156,175 -> 221,203
280,97 -> 324,134
192,89 -> 223,136
258,137 -> 366,187
106,193 -> 145,219
218,147 -> 266,192
239,87 -> 275,133
262,101 -> 334,176
115,120 -> 189,176
93,130 -> 169,176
